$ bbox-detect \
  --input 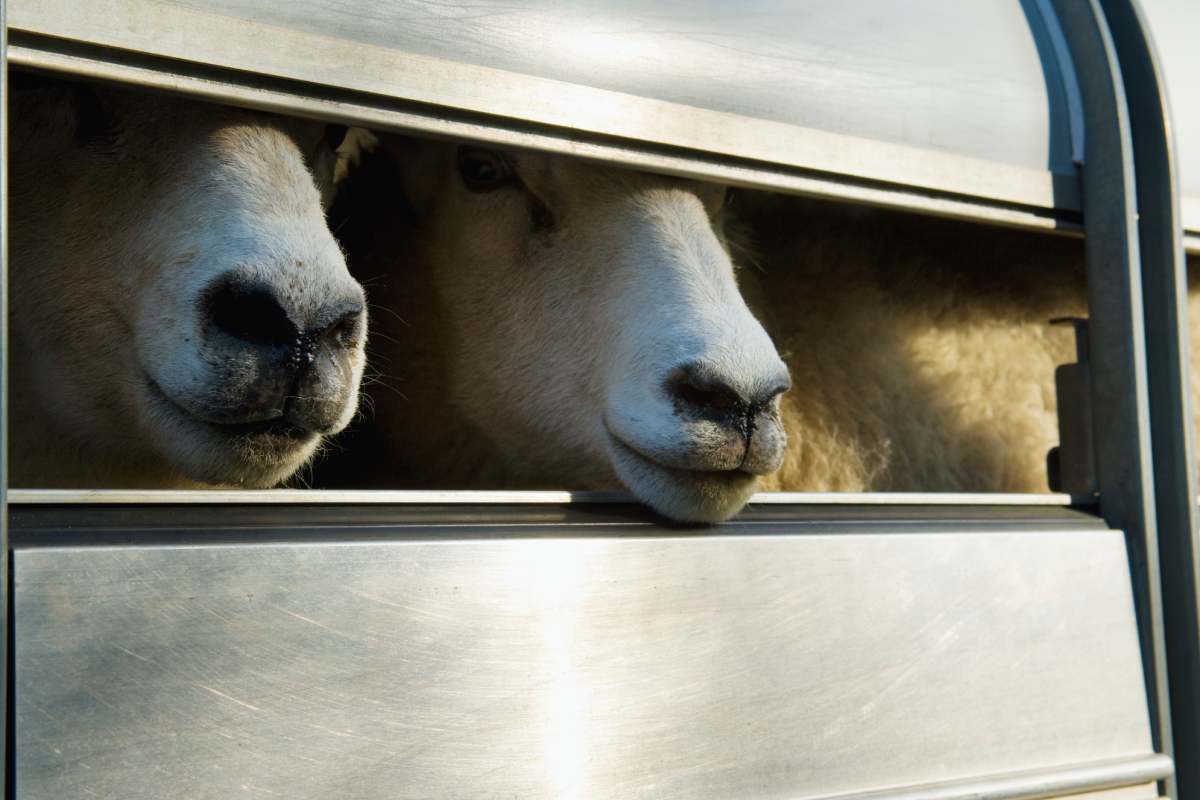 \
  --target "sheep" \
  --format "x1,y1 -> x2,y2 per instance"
323,138 -> 790,522
745,195 -> 1200,494
326,138 -> 1196,518
742,194 -> 1085,493
7,75 -> 369,488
